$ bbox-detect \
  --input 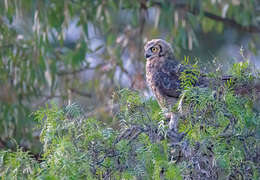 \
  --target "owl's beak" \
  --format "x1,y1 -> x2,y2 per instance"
145,52 -> 151,59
